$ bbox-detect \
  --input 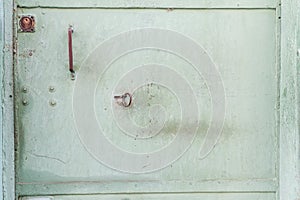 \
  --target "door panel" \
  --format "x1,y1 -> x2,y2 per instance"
16,0 -> 277,9
15,5 -> 277,199
21,193 -> 276,200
